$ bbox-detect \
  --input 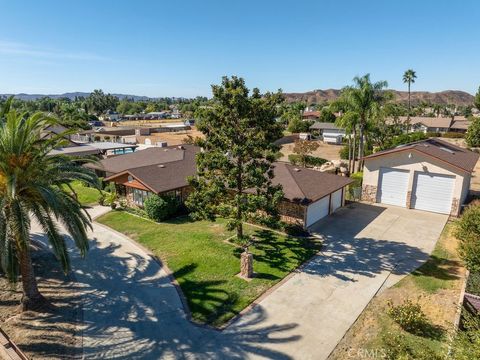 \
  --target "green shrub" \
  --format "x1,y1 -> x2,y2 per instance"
144,194 -> 179,222
387,299 -> 428,334
425,131 -> 442,138
381,132 -> 428,150
382,331 -> 443,360
442,132 -> 465,139
466,117 -> 480,147
340,144 -> 349,160
456,203 -> 480,272
288,154 -> 327,167
466,272 -> 480,295
98,193 -> 106,206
